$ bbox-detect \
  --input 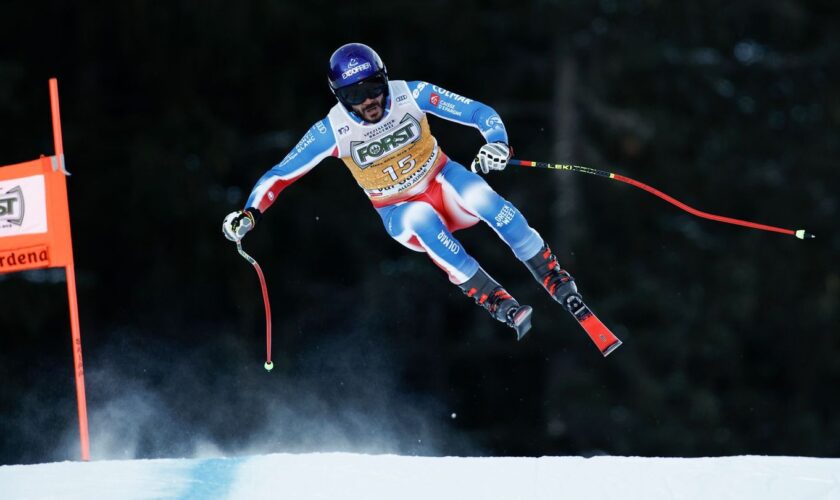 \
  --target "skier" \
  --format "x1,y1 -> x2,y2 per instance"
223,43 -> 579,340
